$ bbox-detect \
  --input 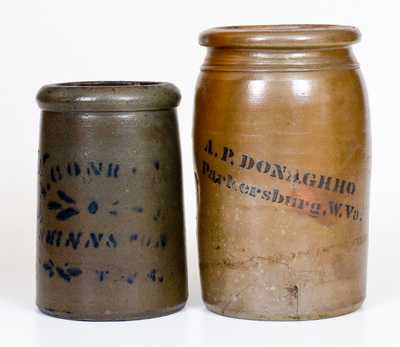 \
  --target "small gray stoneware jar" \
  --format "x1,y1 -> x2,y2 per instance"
36,81 -> 188,321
